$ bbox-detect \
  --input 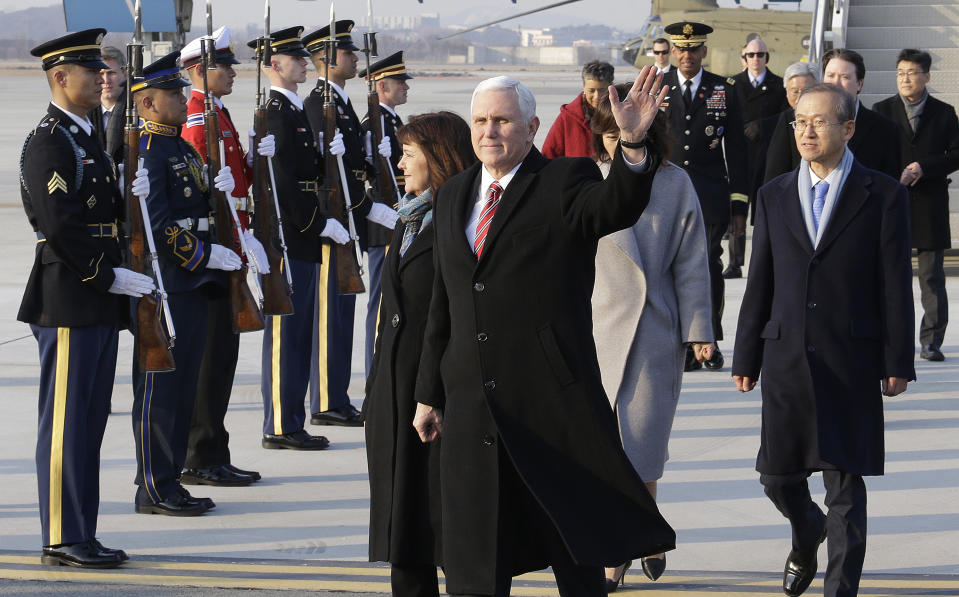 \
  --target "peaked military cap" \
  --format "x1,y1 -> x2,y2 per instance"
302,20 -> 361,54
358,51 -> 413,82
30,28 -> 109,71
247,26 -> 311,58
181,25 -> 241,68
664,21 -> 713,49
131,51 -> 190,93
